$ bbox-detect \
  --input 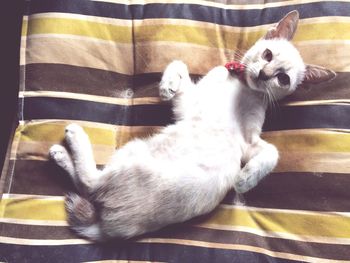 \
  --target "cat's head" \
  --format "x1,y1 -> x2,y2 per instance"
241,10 -> 336,100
